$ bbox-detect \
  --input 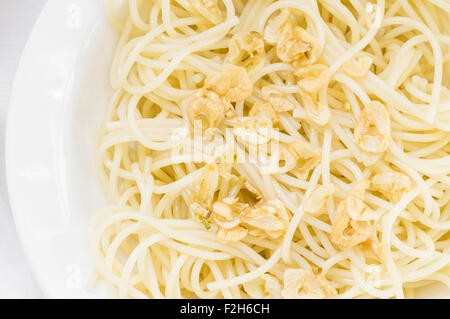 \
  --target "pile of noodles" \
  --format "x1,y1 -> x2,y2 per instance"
90,0 -> 450,298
